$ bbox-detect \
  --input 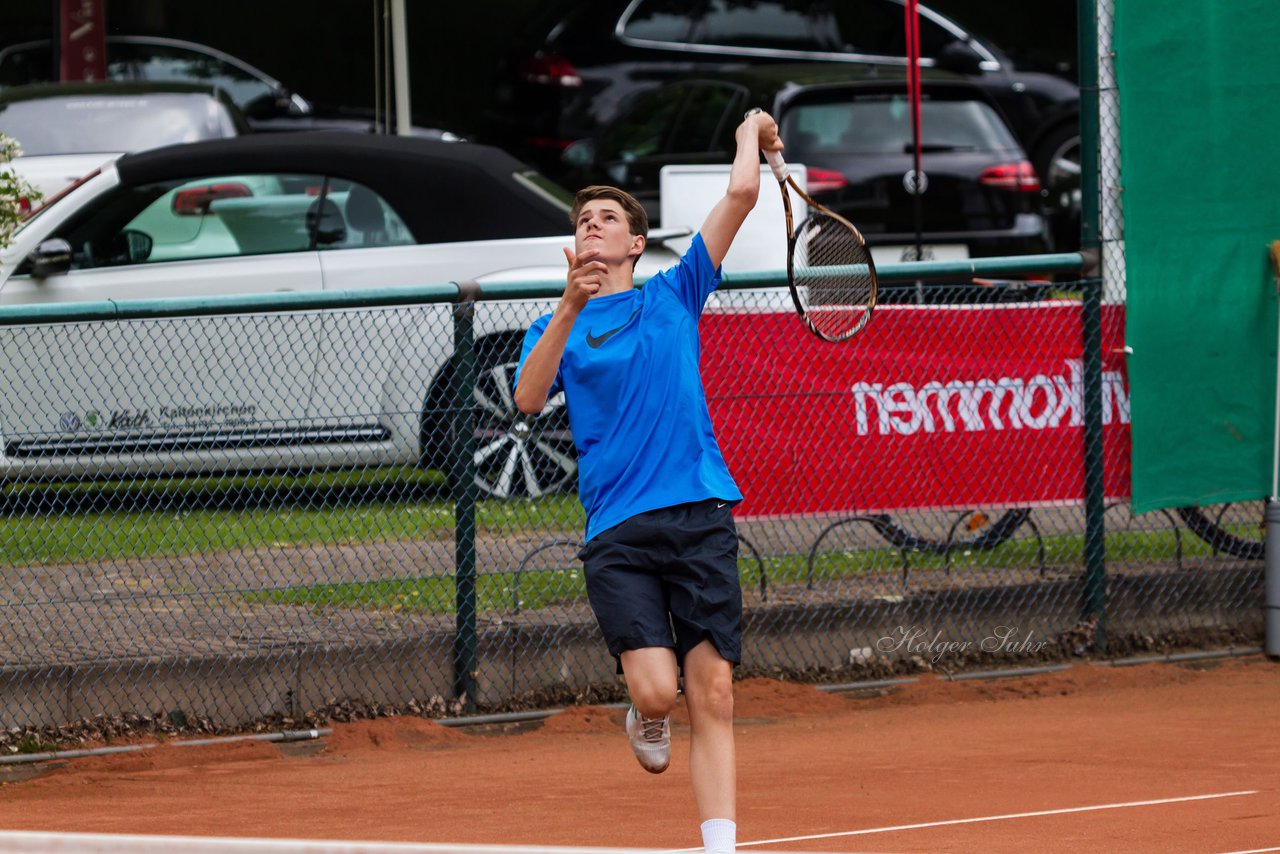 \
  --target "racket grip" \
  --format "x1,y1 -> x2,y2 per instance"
762,149 -> 789,183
